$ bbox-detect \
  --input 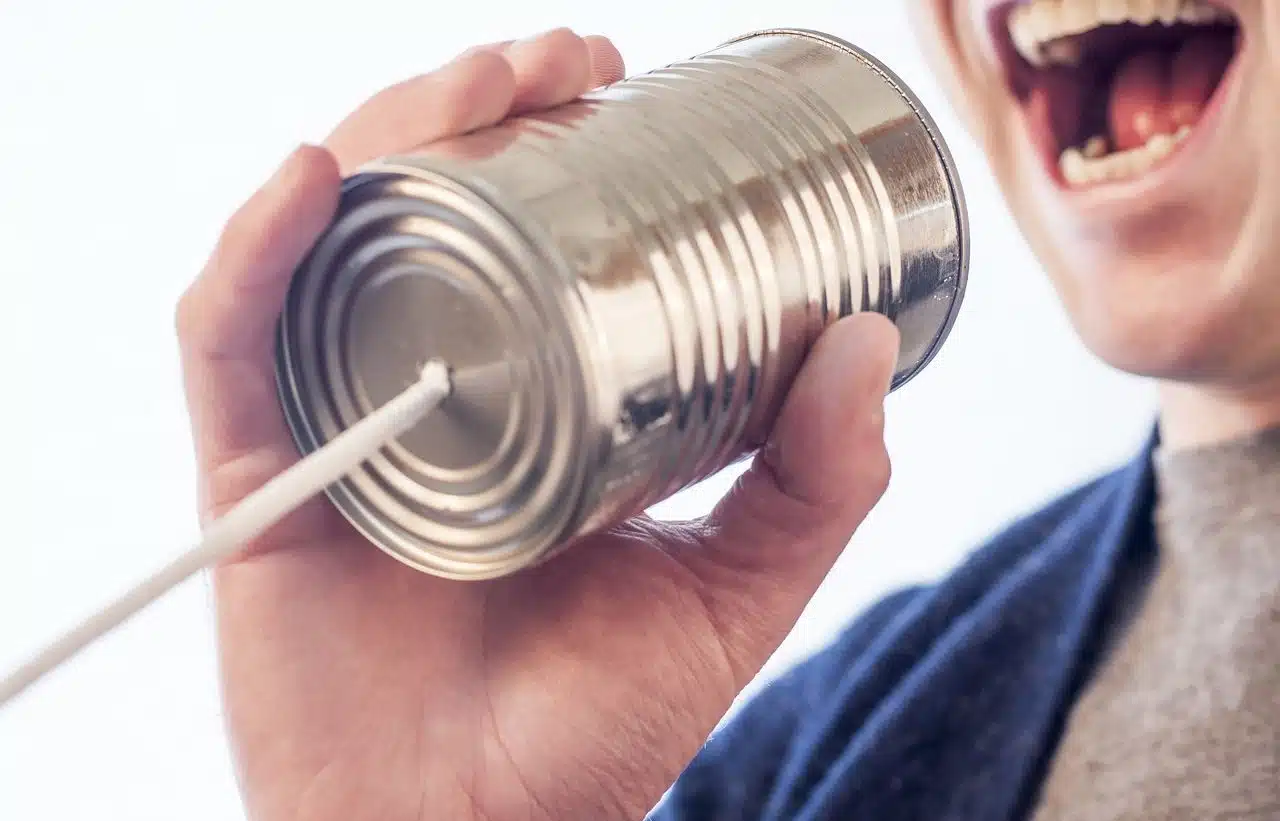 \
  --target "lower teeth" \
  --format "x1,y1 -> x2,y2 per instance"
1059,125 -> 1194,186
